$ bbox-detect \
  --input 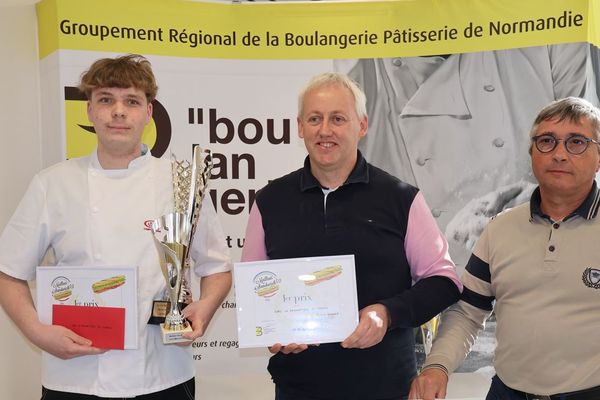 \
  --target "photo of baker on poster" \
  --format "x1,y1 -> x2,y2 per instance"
336,41 -> 600,373
338,42 -> 599,270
